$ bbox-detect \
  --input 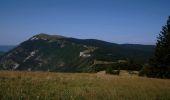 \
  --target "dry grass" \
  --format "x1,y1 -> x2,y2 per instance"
0,70 -> 170,100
